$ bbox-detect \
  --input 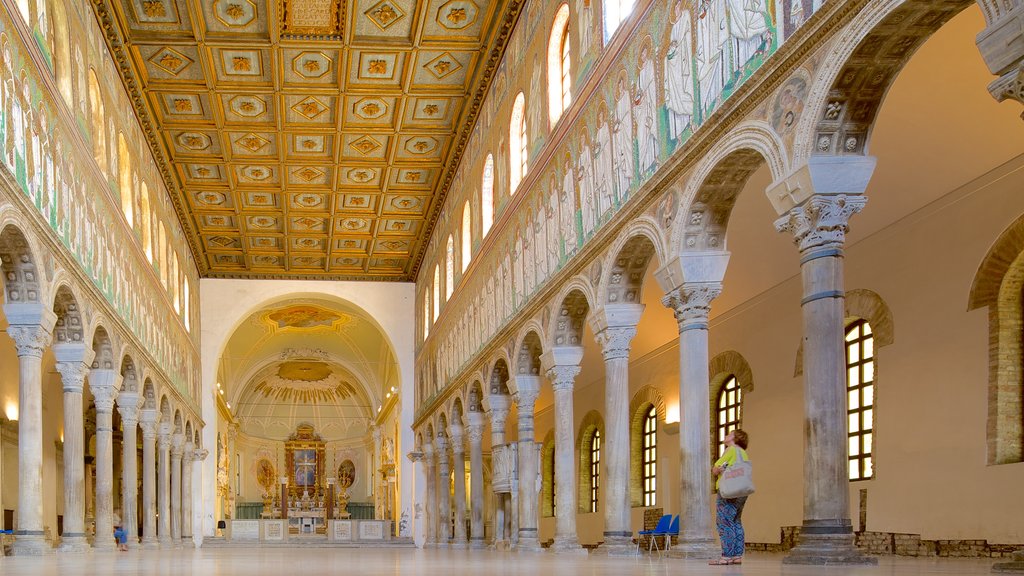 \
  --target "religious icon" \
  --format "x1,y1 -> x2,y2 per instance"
293,448 -> 317,486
